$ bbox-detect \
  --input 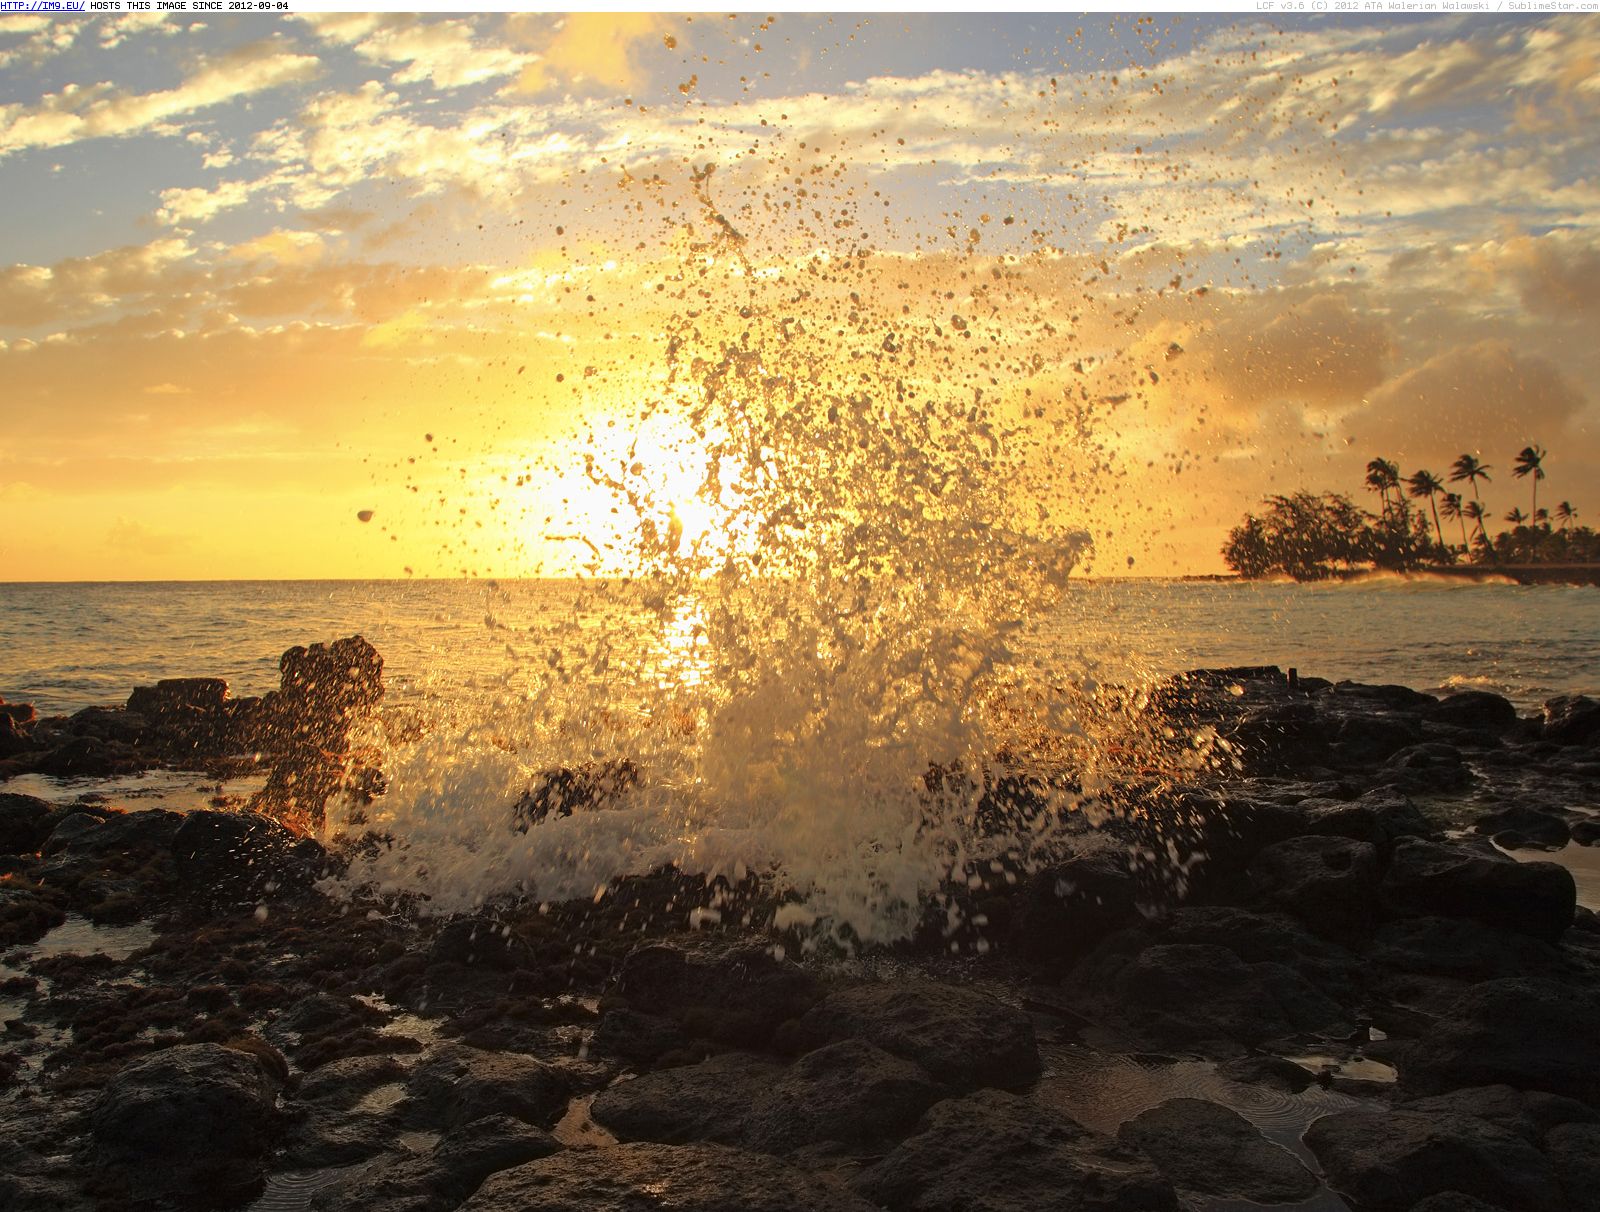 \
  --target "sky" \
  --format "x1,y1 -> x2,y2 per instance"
1,11 -> 1598,580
